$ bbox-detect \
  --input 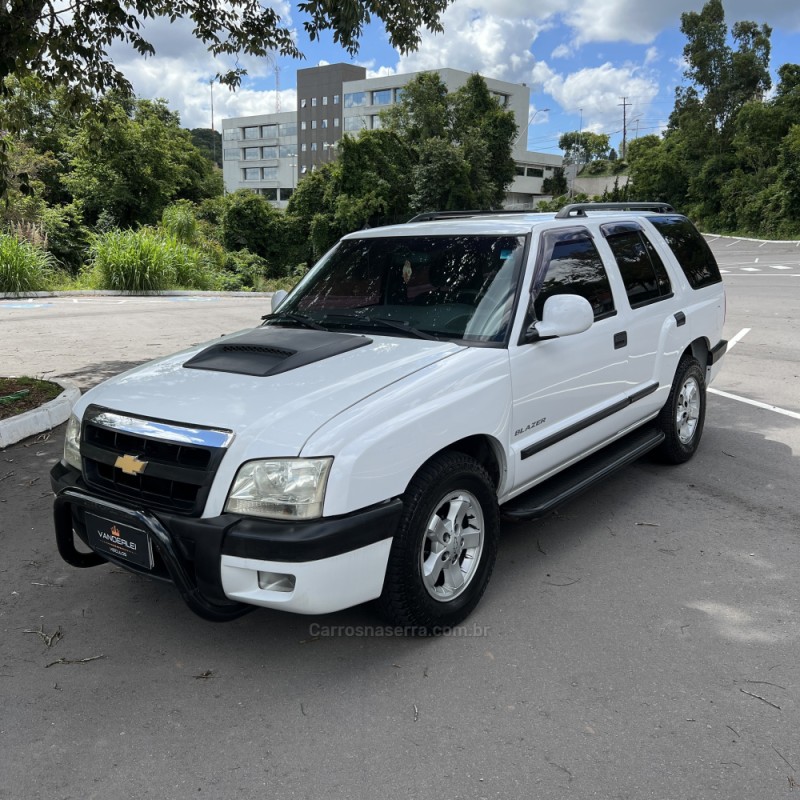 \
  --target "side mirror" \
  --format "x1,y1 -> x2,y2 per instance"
525,294 -> 594,342
271,289 -> 288,312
